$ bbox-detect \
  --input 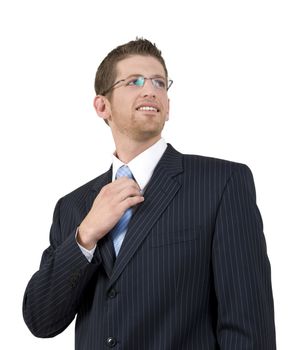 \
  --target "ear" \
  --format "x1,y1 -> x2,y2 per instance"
165,98 -> 170,121
93,95 -> 111,122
